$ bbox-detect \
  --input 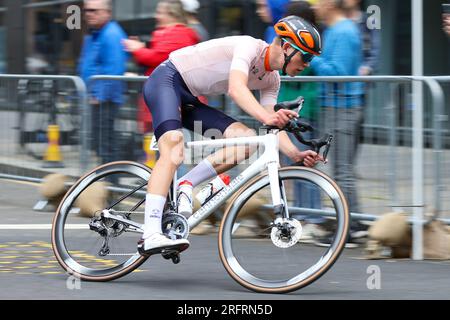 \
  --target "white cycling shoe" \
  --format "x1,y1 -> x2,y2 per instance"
137,233 -> 190,256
